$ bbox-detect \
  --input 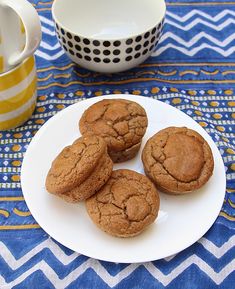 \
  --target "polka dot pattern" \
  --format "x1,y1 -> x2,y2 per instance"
54,18 -> 164,70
